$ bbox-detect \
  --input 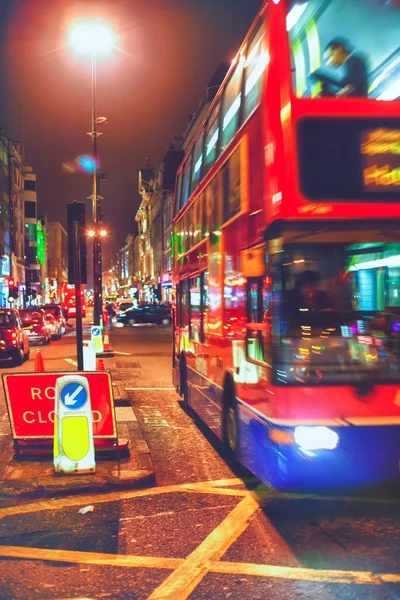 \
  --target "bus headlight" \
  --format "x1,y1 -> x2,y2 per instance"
294,426 -> 339,451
